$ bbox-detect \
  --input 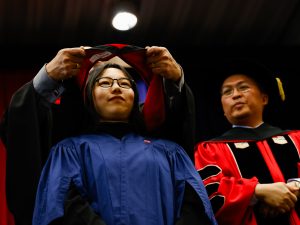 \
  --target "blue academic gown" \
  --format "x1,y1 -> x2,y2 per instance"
32,133 -> 217,225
